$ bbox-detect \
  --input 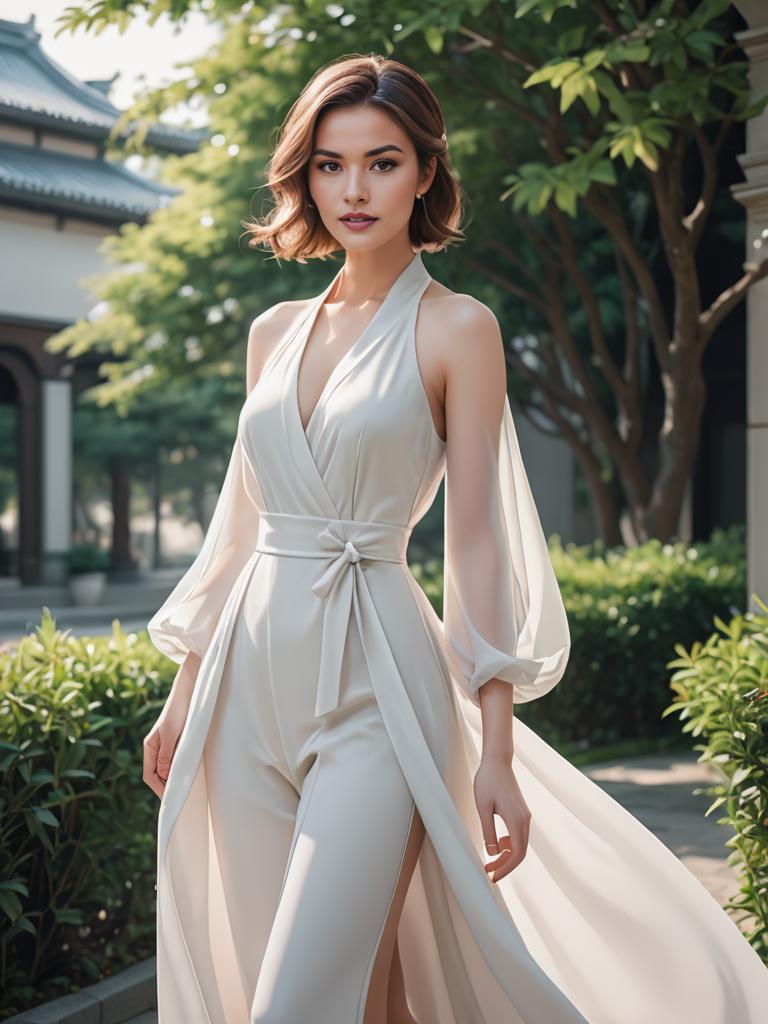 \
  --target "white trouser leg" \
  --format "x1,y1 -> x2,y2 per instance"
249,700 -> 416,1024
